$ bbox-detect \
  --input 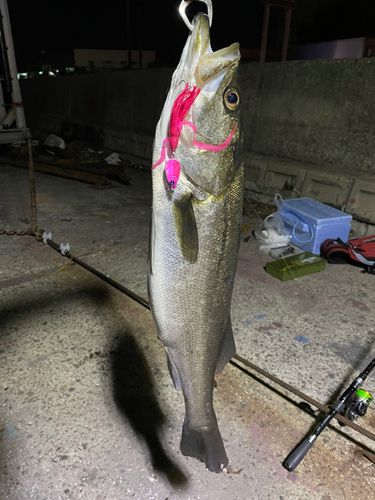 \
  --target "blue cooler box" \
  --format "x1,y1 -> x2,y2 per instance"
280,198 -> 352,255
